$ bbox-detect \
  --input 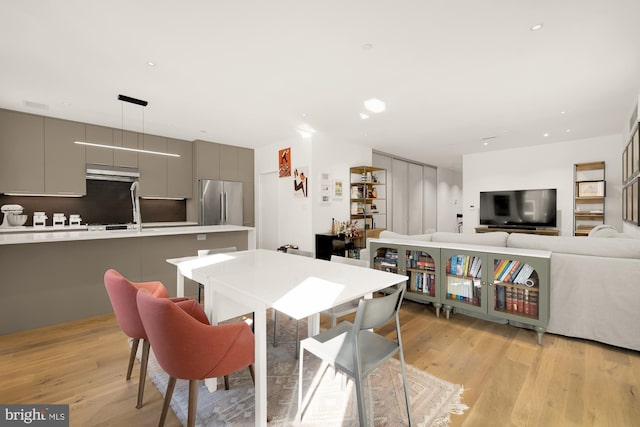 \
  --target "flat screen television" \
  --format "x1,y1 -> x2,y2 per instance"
479,189 -> 557,229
